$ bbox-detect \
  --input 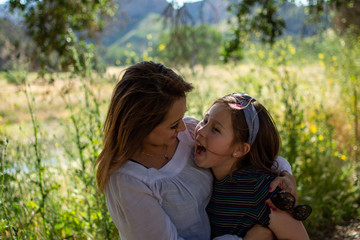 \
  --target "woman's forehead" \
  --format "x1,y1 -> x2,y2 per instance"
163,97 -> 187,124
